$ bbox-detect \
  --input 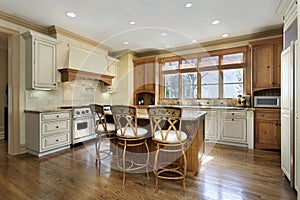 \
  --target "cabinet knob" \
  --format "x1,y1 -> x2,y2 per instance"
56,126 -> 59,129
232,119 -> 234,121
267,66 -> 270,68
56,115 -> 59,118
56,139 -> 59,142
